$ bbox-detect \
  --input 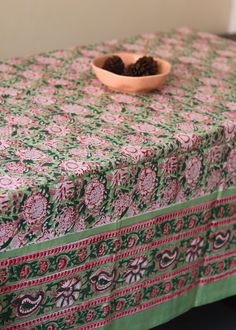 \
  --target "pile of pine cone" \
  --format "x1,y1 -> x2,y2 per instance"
102,55 -> 158,77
